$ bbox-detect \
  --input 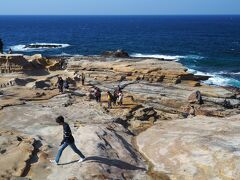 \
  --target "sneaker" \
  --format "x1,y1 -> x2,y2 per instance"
78,158 -> 85,163
50,159 -> 59,165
